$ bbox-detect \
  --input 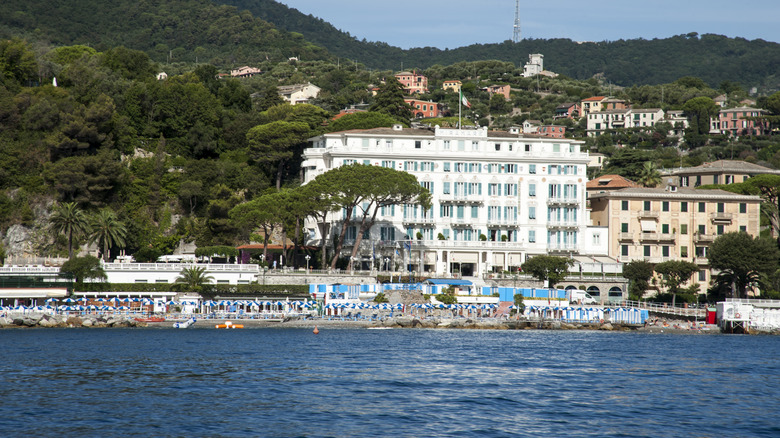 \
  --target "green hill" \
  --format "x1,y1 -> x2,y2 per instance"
220,1 -> 780,90
0,0 -> 330,66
